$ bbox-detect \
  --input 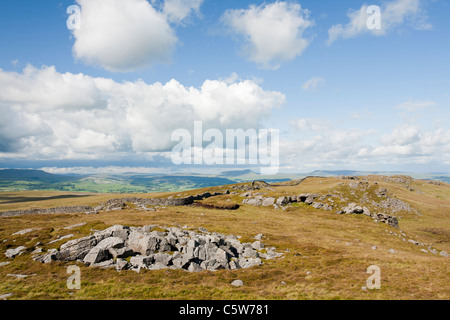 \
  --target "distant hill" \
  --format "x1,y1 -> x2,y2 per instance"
130,176 -> 237,189
0,169 -> 77,183
308,170 -> 381,176
220,169 -> 254,177
1,169 -> 448,193
426,176 -> 450,184
0,169 -> 237,193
